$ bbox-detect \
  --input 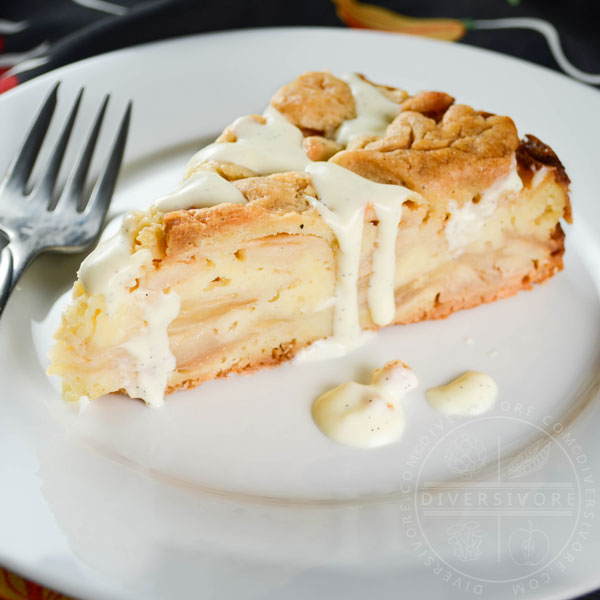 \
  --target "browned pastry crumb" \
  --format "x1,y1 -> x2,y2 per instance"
517,134 -> 572,221
399,90 -> 455,121
270,71 -> 356,136
518,134 -> 571,186
332,104 -> 520,206
303,135 -> 344,161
